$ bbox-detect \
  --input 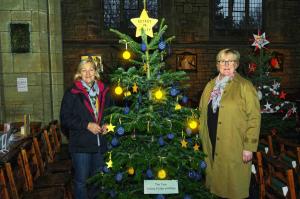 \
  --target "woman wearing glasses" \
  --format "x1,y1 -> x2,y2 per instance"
60,57 -> 110,199
199,49 -> 261,198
